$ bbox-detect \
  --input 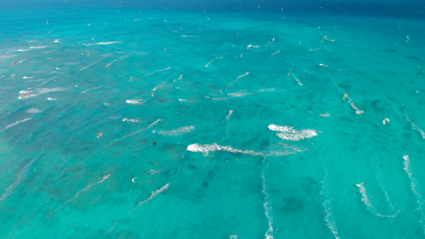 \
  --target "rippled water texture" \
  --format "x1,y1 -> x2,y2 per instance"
0,2 -> 425,238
